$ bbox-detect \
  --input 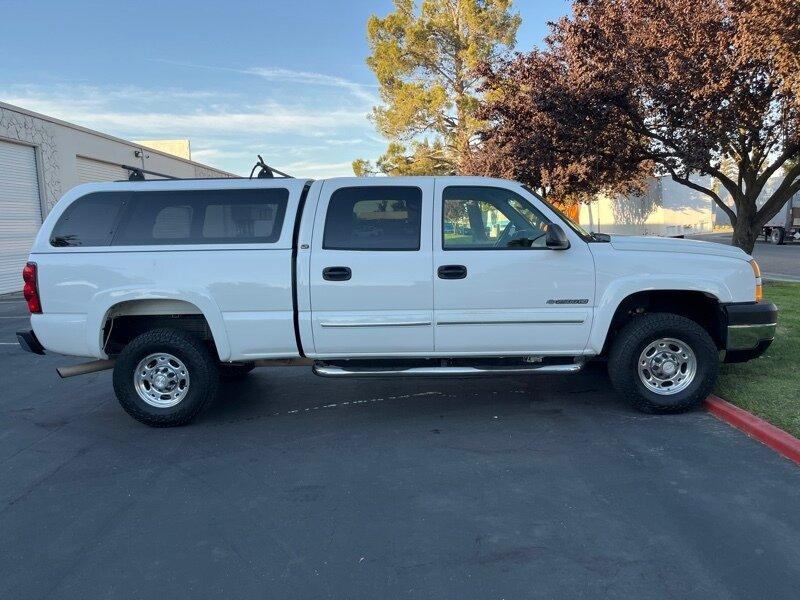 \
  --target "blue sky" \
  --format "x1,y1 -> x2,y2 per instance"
0,0 -> 569,177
